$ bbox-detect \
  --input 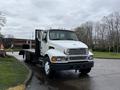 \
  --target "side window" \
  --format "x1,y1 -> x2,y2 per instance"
37,32 -> 41,41
49,32 -> 55,39
42,32 -> 47,42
